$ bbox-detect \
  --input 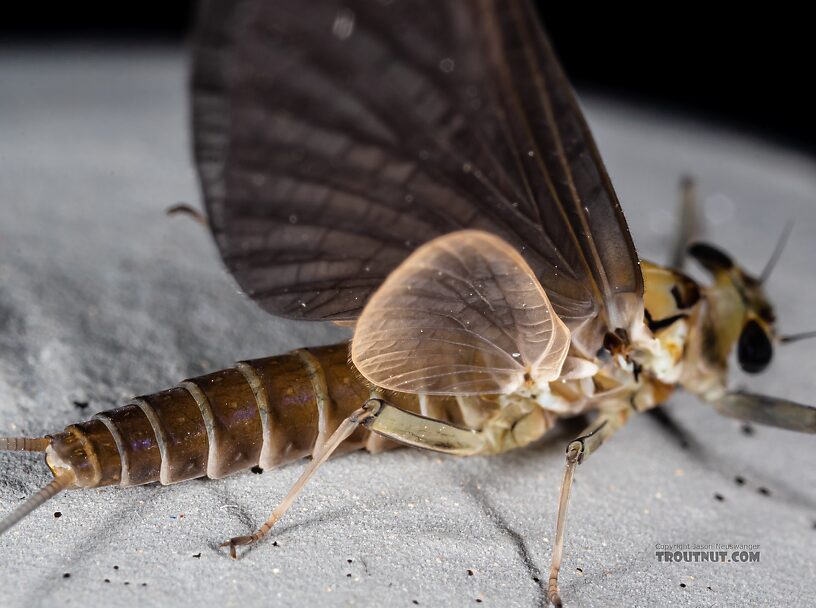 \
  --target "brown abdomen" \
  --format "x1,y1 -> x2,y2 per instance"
47,344 -> 421,488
